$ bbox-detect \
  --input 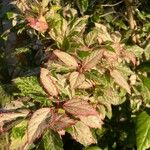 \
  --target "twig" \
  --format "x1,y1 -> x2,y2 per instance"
124,0 -> 140,43
101,1 -> 123,7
